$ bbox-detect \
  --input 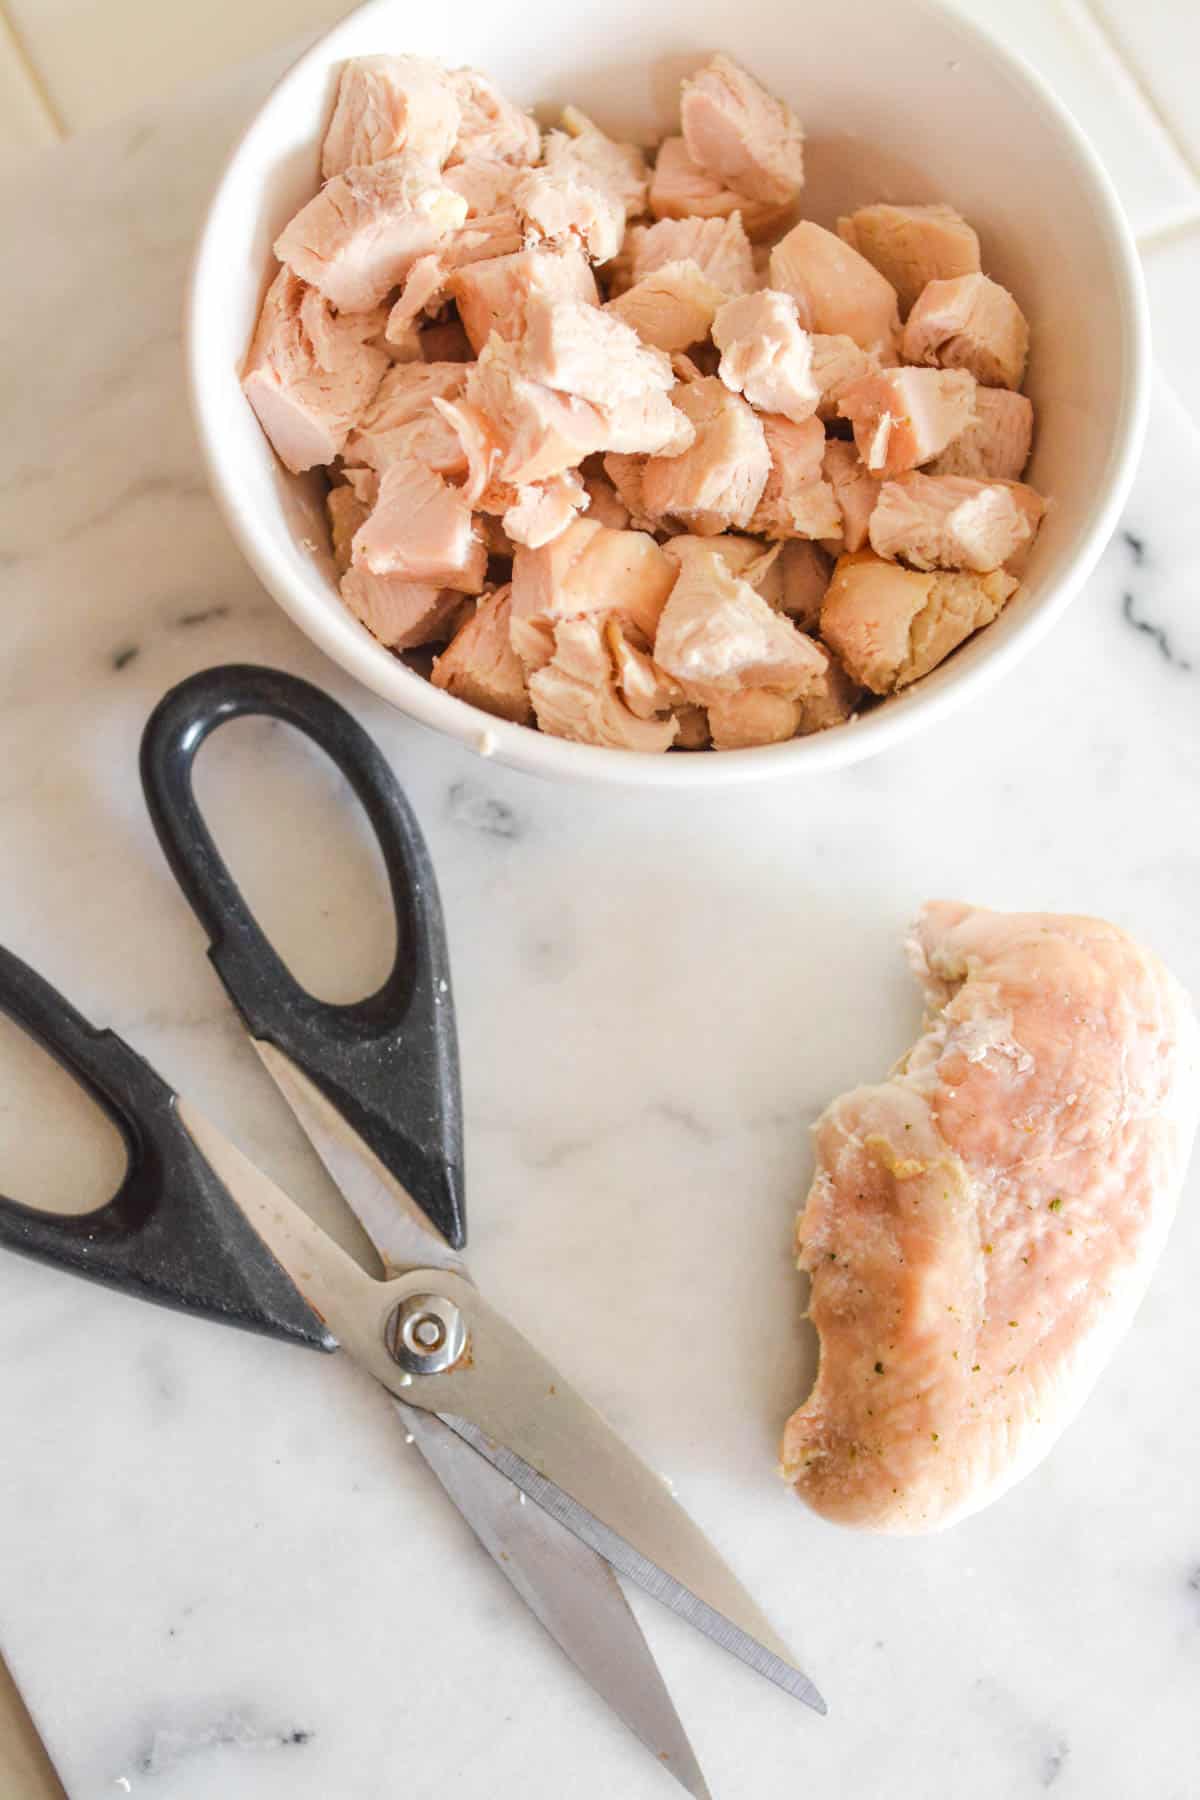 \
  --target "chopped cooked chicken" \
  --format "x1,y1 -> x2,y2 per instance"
770,222 -> 900,358
352,455 -> 486,590
431,583 -> 531,721
326,471 -> 376,572
515,166 -> 625,264
242,268 -> 389,473
821,548 -> 1017,691
902,272 -> 1030,391
822,440 -> 882,553
449,244 -> 597,353
502,469 -> 589,548
836,203 -> 981,315
925,388 -> 1033,482
580,466 -> 630,529
605,618 -> 681,719
641,377 -> 770,534
783,902 -> 1200,1533
511,517 -> 678,649
648,136 -> 794,241
869,472 -> 1046,572
384,253 -> 448,342
707,688 -> 804,748
447,68 -> 540,166
321,55 -> 462,180
521,292 -> 673,405
443,155 -> 522,217
680,54 -> 804,208
625,213 -> 756,298
654,542 -> 829,703
344,360 -> 468,475
606,260 -> 726,352
421,318 -> 475,362
777,539 -> 834,630
275,153 -> 467,313
528,617 -> 679,749
340,566 -> 465,649
712,290 -> 818,422
665,530 -> 780,596
836,367 -> 977,478
545,106 -> 650,217
601,453 -> 655,531
750,414 -> 840,539
810,334 -> 880,422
